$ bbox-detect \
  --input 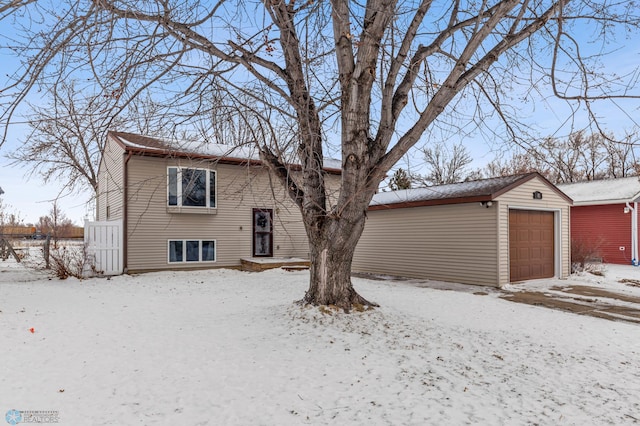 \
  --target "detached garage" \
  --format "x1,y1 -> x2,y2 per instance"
353,172 -> 572,287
